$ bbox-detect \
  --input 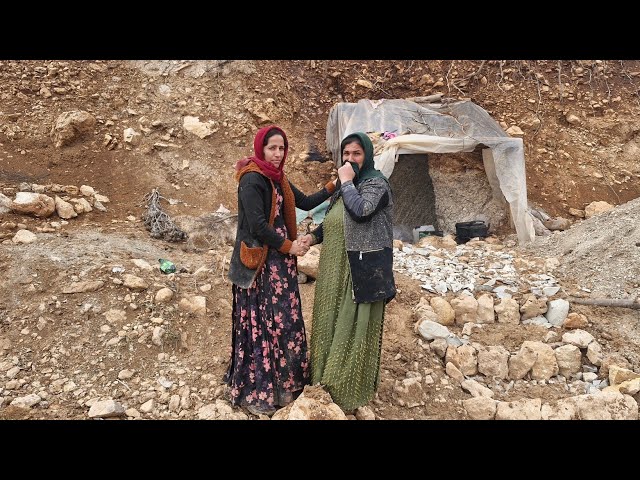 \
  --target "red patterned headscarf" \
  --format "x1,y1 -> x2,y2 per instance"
235,125 -> 288,182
